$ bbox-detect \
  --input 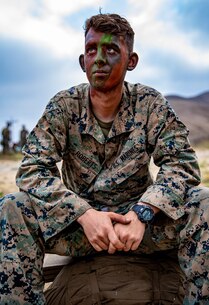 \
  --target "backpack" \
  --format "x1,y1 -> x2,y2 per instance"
45,250 -> 185,305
